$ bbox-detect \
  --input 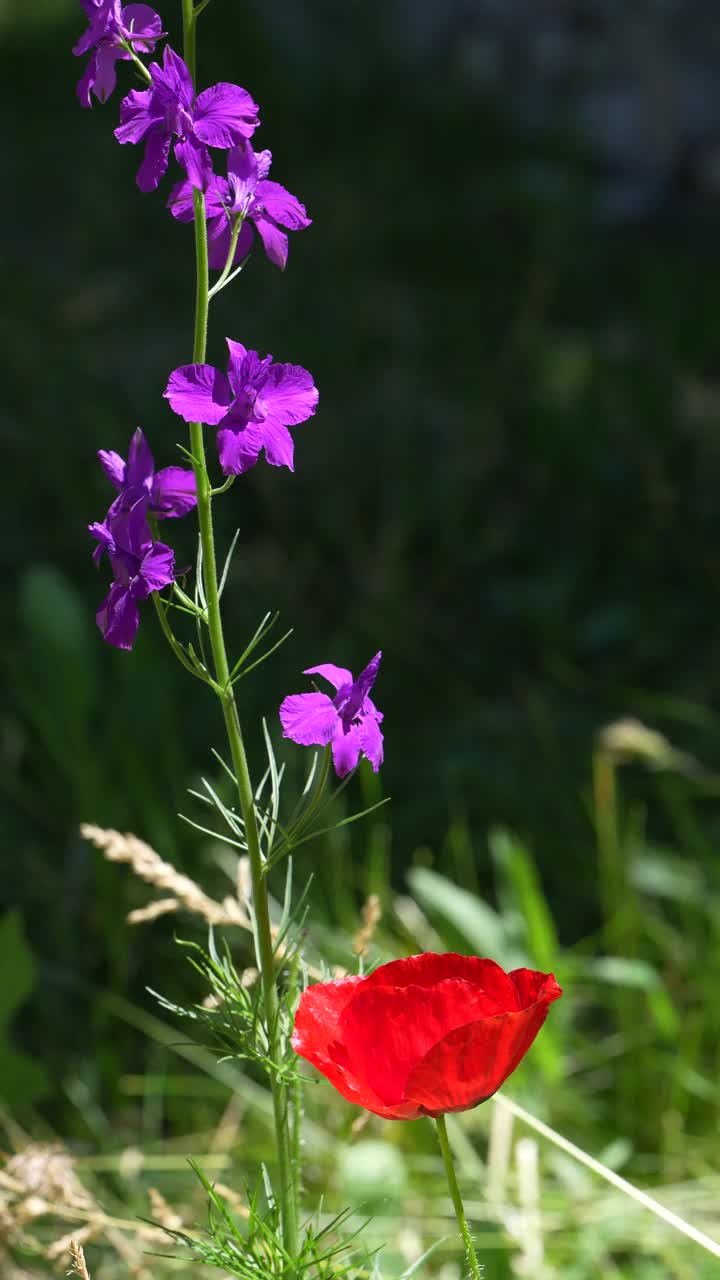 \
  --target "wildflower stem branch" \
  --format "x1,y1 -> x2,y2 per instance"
119,39 -> 152,83
434,1114 -> 482,1280
208,215 -> 247,299
180,0 -> 299,1267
